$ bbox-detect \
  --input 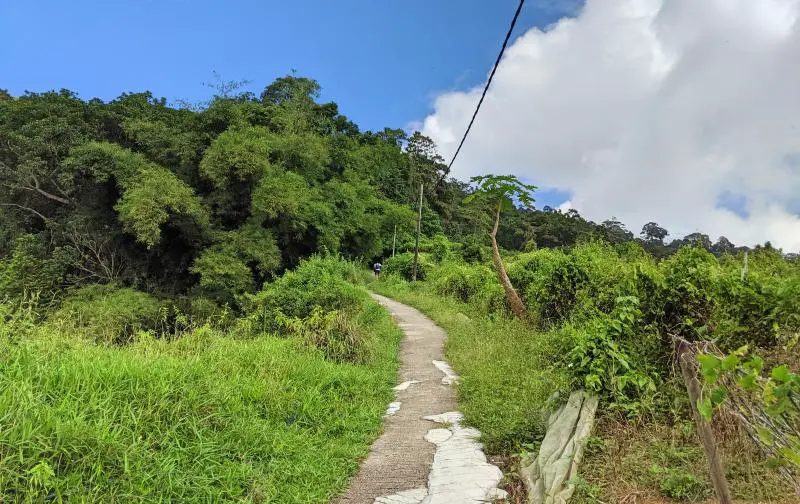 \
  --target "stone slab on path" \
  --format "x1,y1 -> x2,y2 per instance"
334,293 -> 505,504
